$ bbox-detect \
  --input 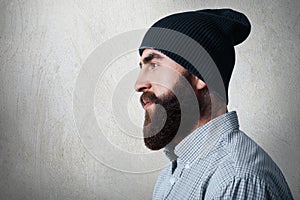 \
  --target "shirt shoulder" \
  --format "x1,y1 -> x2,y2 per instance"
205,129 -> 294,199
